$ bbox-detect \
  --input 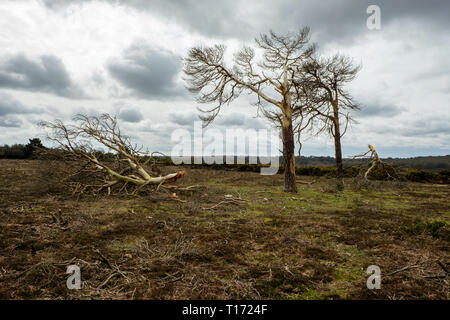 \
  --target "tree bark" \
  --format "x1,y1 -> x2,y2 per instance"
364,144 -> 380,181
281,116 -> 298,193
333,108 -> 344,178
